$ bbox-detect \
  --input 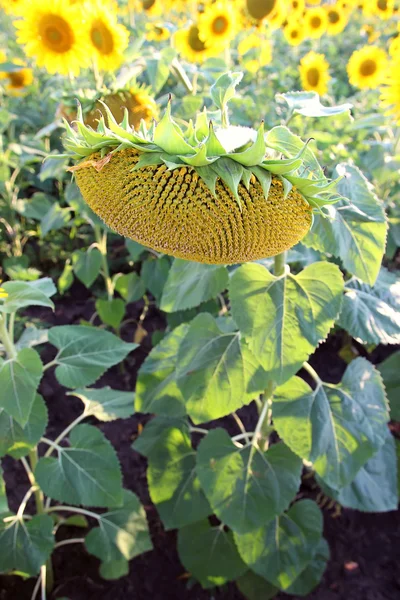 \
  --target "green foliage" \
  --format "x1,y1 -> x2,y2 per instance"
0,515 -> 54,576
72,248 -> 102,288
378,352 -> 400,420
0,394 -> 48,459
68,387 -> 134,421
